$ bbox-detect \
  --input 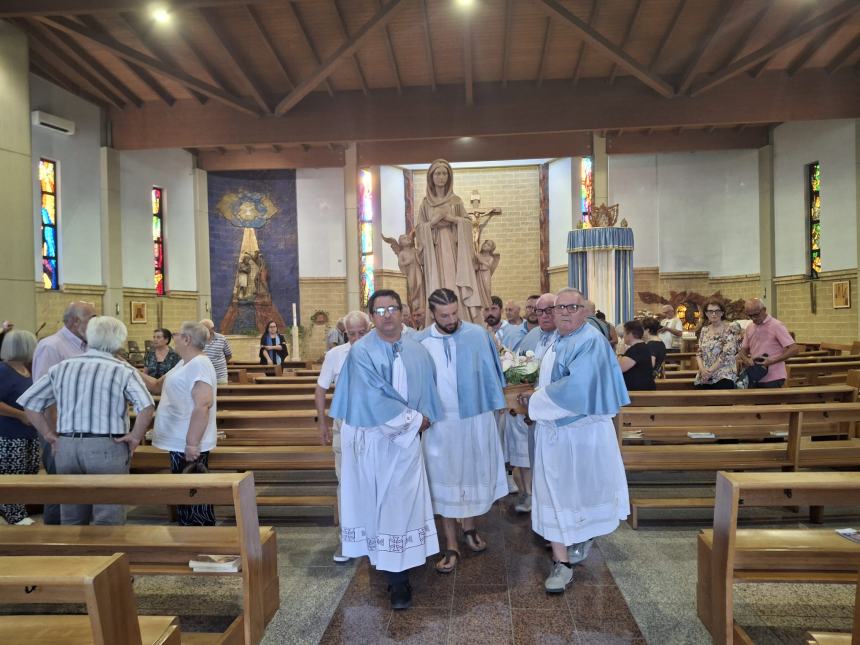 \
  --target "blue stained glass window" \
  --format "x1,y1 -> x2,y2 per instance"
39,158 -> 59,290
358,169 -> 375,306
